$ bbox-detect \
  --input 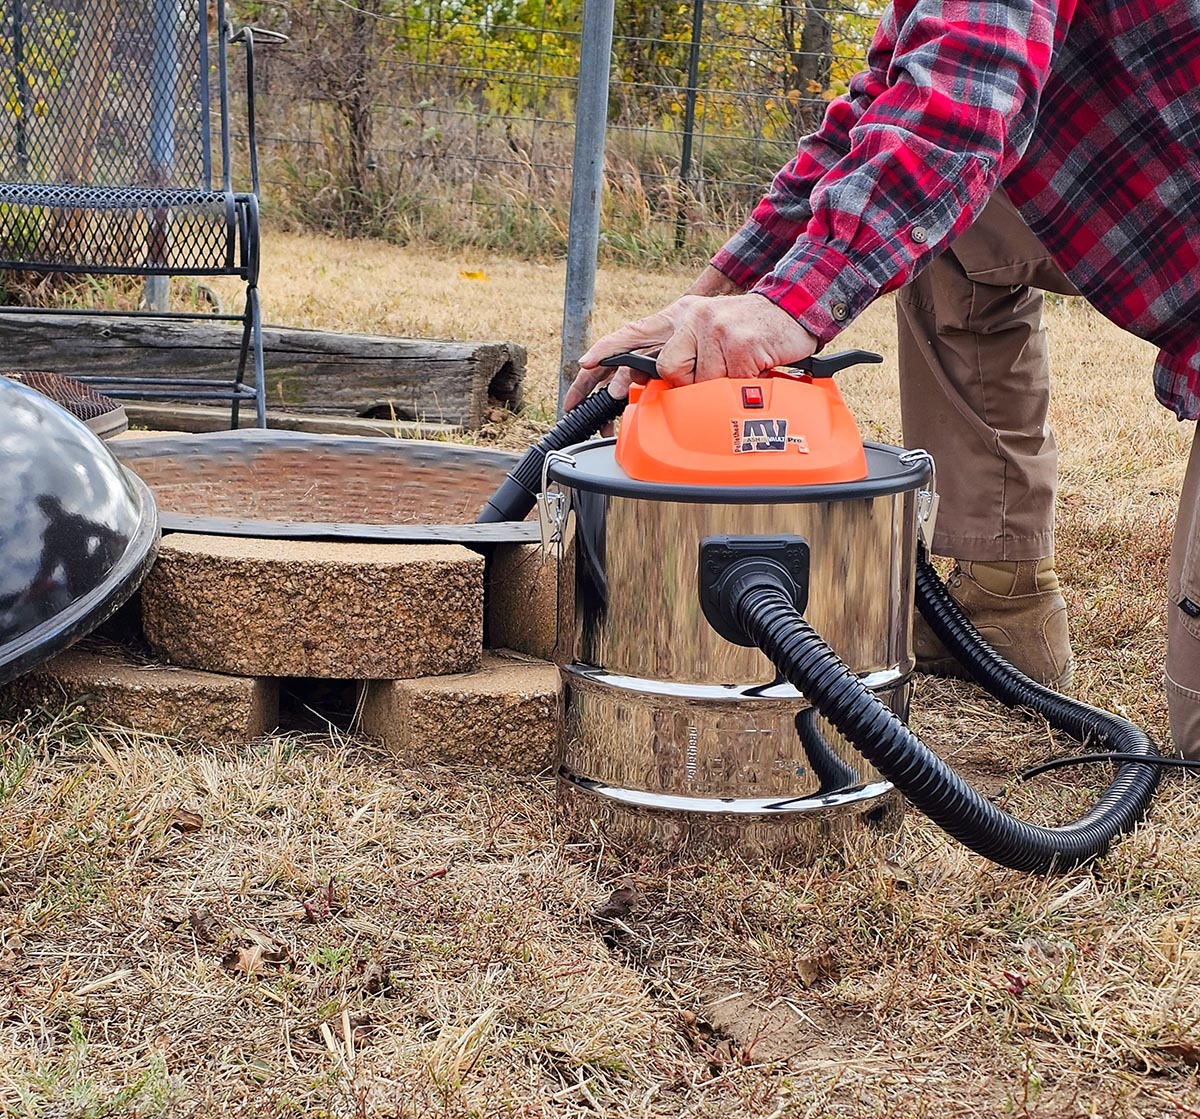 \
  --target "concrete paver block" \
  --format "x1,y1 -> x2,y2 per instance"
141,535 -> 484,679
486,543 -> 557,661
0,646 -> 277,743
359,651 -> 560,772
